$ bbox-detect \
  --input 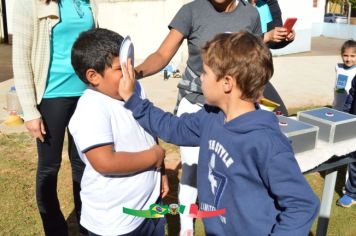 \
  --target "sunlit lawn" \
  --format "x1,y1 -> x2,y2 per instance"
0,131 -> 355,235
